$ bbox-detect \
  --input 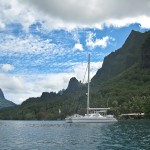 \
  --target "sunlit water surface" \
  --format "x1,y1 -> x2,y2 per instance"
0,120 -> 150,150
